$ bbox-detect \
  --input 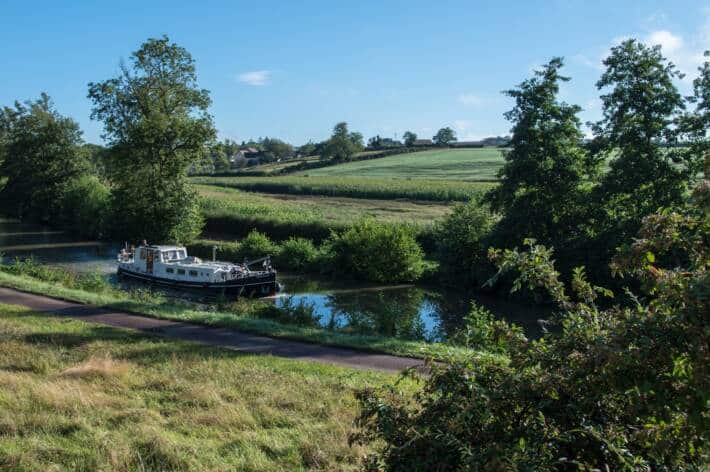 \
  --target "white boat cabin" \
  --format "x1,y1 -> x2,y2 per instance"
117,244 -> 256,284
